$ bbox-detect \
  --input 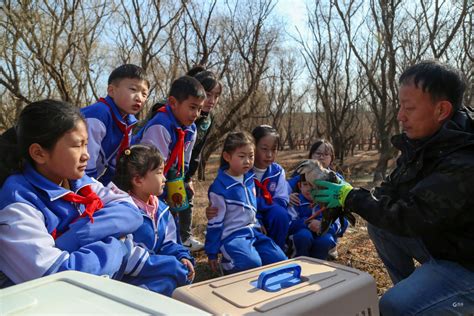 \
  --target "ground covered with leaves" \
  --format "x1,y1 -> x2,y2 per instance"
189,149 -> 394,296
